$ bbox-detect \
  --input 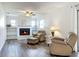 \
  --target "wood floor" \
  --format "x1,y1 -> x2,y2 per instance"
0,39 -> 78,57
